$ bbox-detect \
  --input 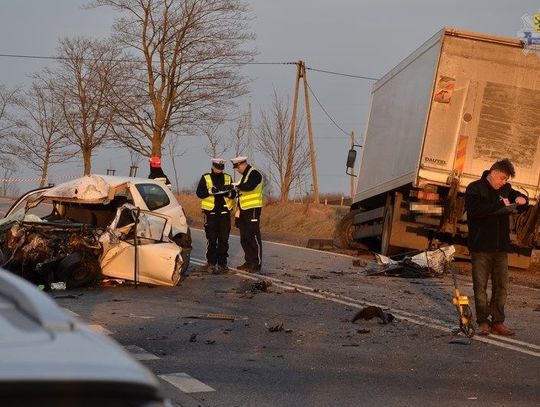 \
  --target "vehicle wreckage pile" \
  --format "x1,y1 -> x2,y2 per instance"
1,215 -> 114,288
0,175 -> 187,288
